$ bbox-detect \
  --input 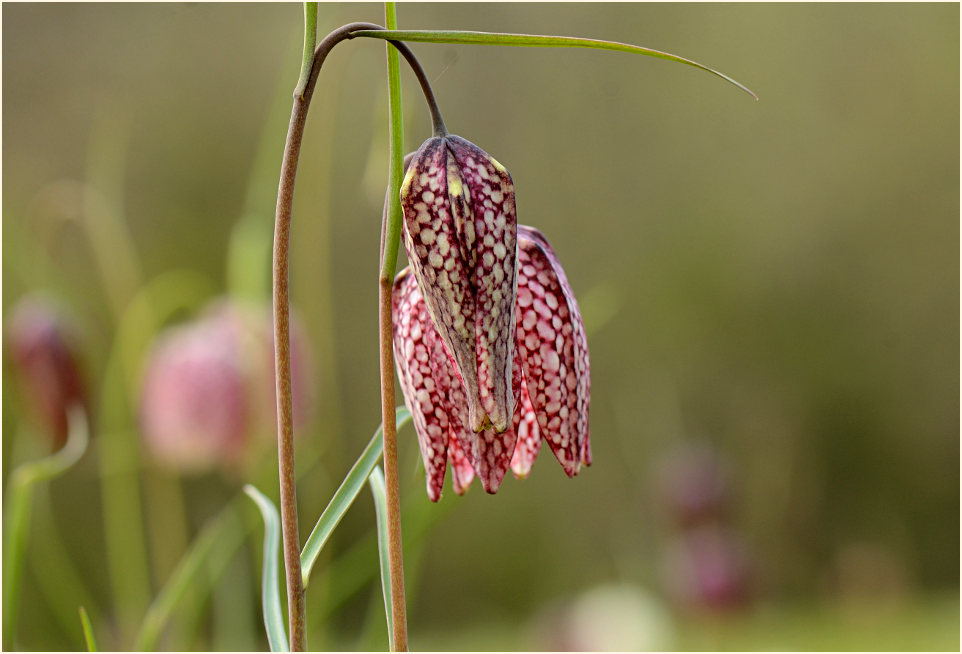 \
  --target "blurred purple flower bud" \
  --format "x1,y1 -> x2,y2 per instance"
6,297 -> 86,449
